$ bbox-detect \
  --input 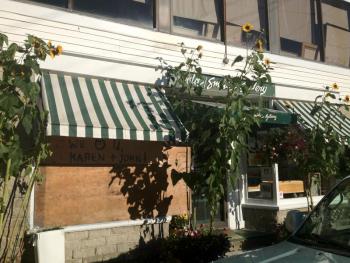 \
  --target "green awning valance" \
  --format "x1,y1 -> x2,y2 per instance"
191,100 -> 296,125
41,71 -> 187,142
275,99 -> 350,138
